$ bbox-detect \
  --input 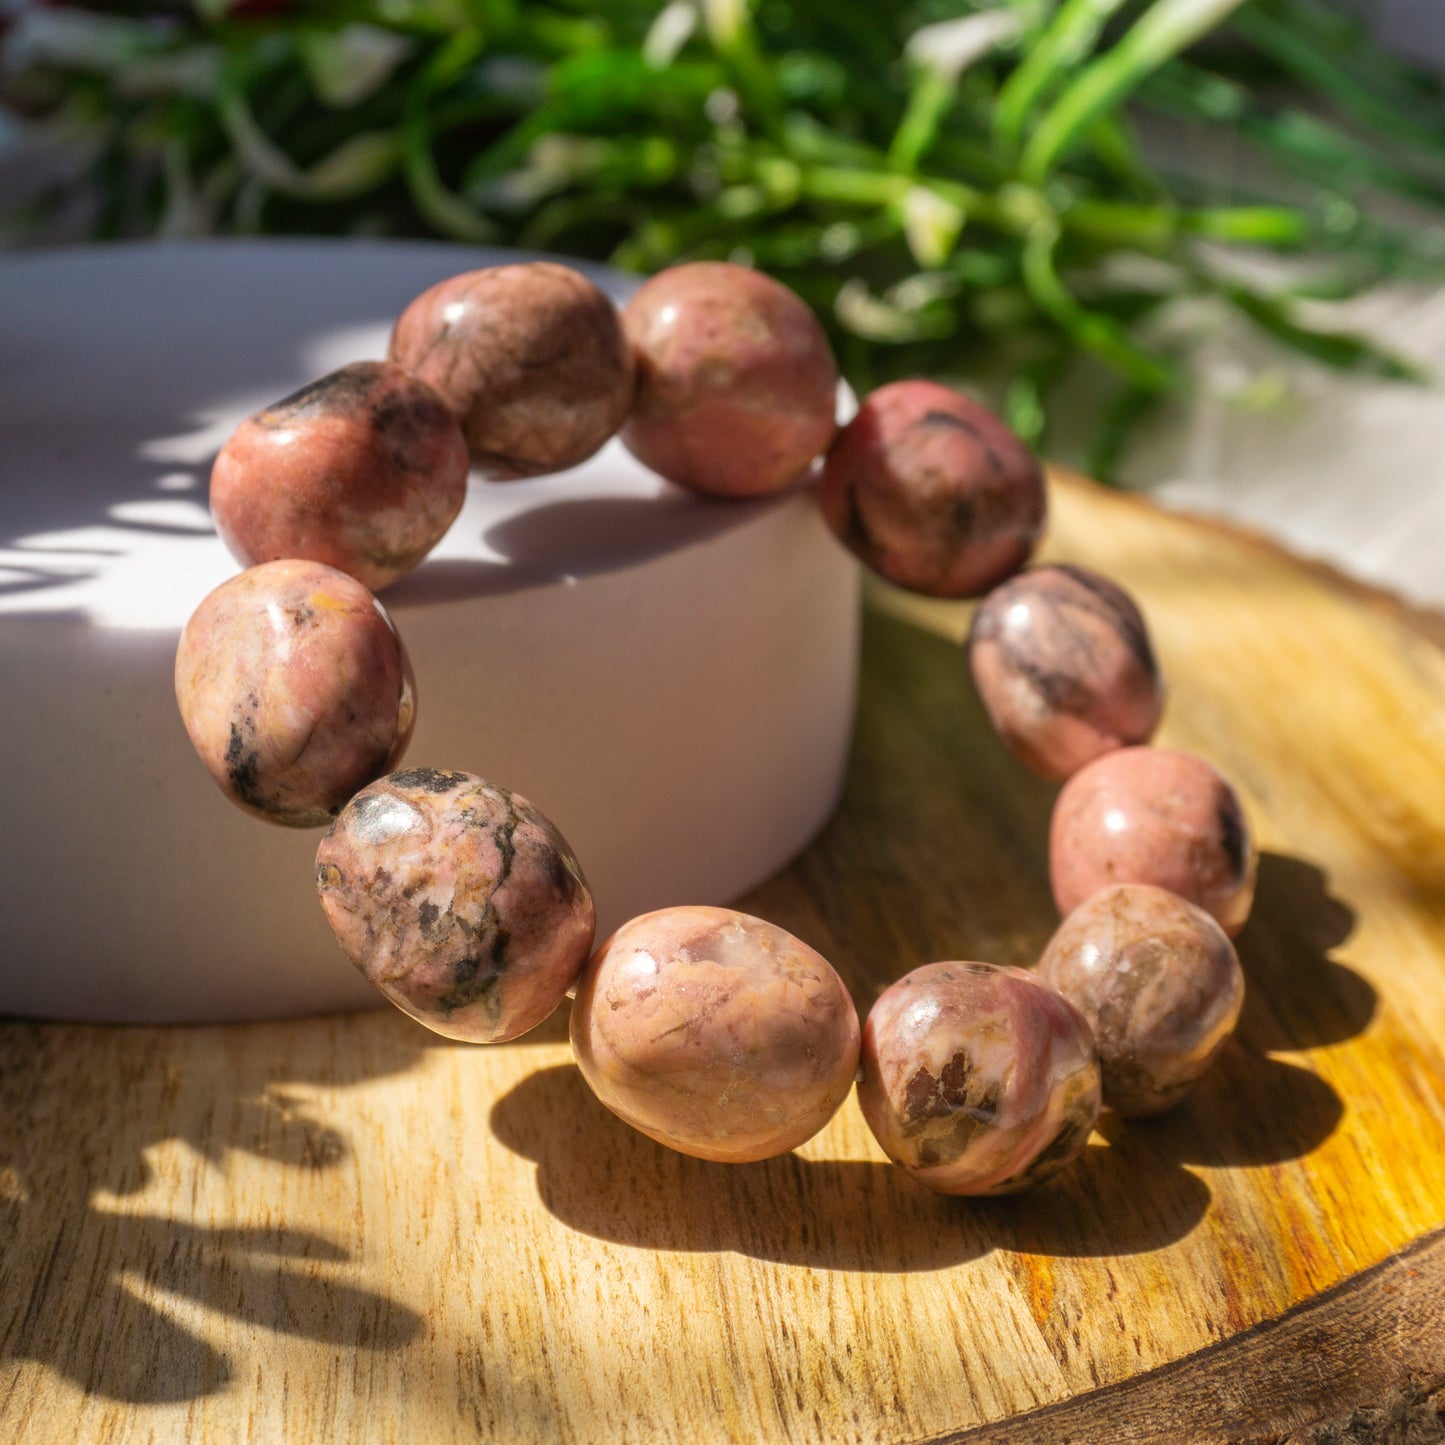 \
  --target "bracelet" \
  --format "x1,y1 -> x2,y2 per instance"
175,257 -> 1256,1199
